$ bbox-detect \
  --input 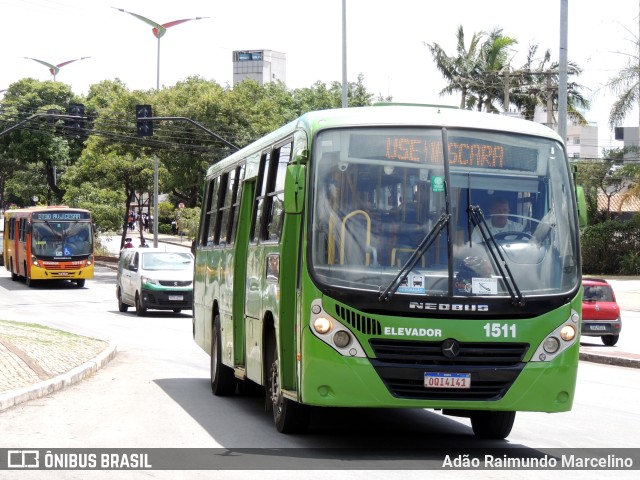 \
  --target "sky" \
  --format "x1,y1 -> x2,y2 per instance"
1,0 -> 639,152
